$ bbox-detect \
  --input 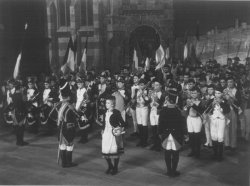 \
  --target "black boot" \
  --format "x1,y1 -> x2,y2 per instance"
16,126 -> 28,146
150,126 -> 157,150
194,133 -> 201,158
164,150 -> 172,176
141,126 -> 148,147
105,158 -> 113,174
65,151 -> 77,167
217,142 -> 224,162
136,125 -> 143,147
15,126 -> 20,145
172,150 -> 180,177
212,141 -> 218,159
61,150 -> 67,168
111,158 -> 119,175
188,133 -> 195,157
